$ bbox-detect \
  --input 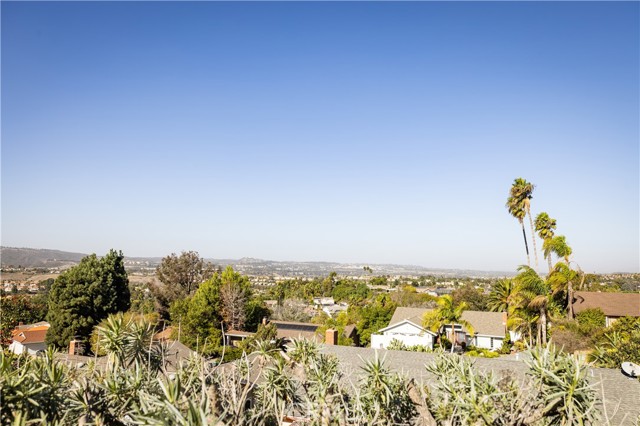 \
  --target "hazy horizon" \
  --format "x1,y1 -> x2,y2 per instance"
2,2 -> 638,274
